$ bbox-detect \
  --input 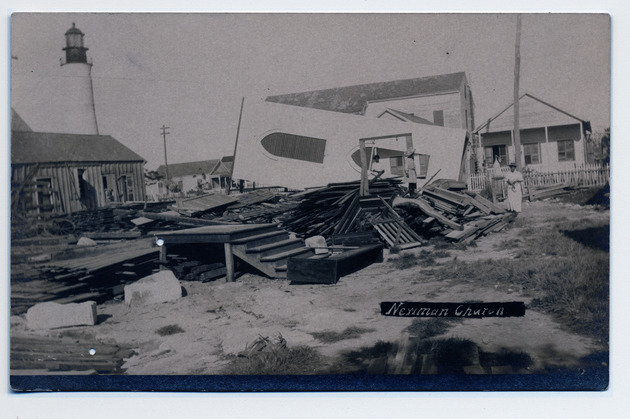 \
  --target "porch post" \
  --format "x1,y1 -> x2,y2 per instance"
224,242 -> 235,282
